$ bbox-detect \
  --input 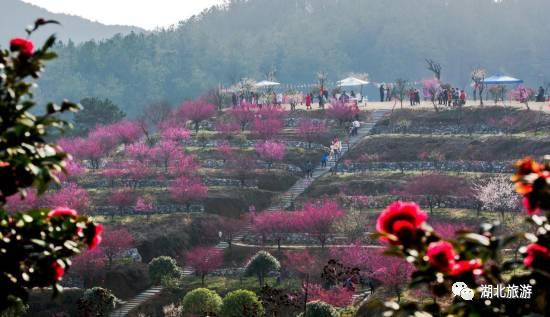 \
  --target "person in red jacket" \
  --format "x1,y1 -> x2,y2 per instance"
460,90 -> 466,106
305,93 -> 312,110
